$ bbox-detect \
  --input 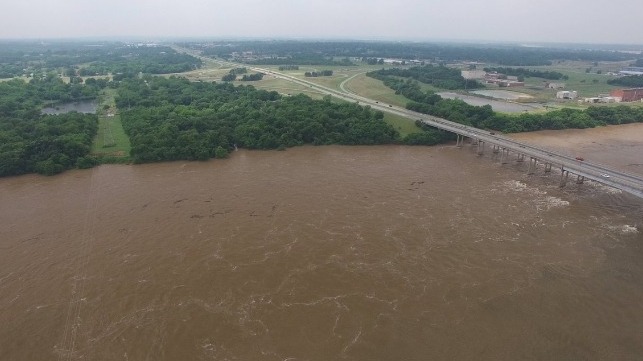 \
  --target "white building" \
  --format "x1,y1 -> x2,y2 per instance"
461,70 -> 486,80
547,82 -> 566,89
618,67 -> 643,76
556,90 -> 578,99
583,96 -> 616,103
